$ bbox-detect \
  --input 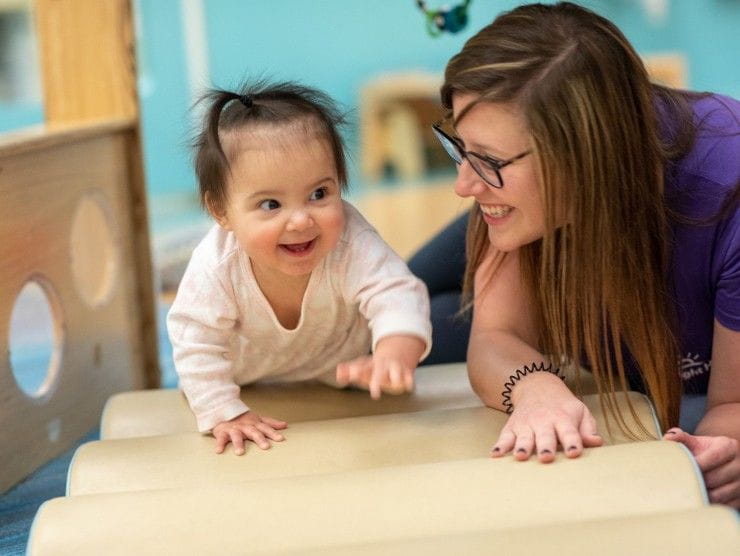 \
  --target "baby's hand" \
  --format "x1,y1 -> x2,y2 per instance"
212,411 -> 288,455
336,335 -> 426,400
